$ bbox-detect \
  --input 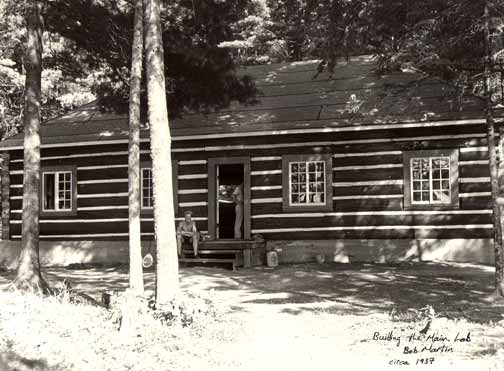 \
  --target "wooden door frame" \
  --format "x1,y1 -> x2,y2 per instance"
208,157 -> 251,240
